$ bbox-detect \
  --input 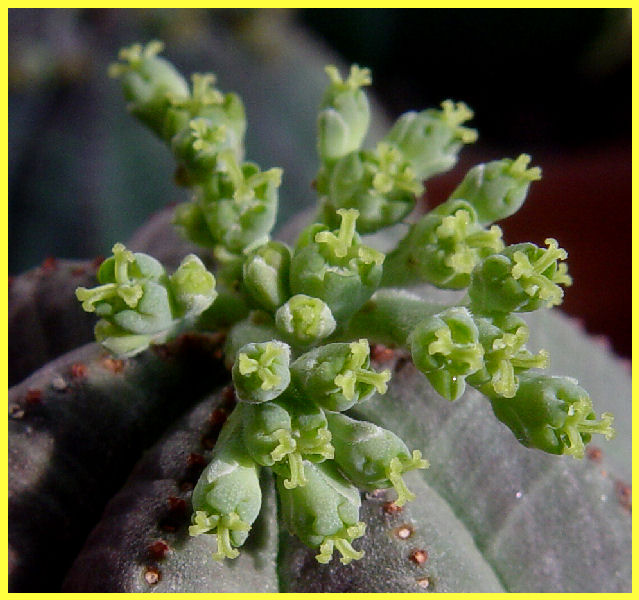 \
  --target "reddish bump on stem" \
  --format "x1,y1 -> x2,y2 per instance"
371,344 -> 395,363
416,577 -> 430,589
92,255 -> 105,268
144,566 -> 161,585
101,357 -> 125,373
209,408 -> 228,427
25,389 -> 42,405
71,266 -> 87,276
71,363 -> 88,378
586,446 -> 603,462
383,500 -> 403,515
148,540 -> 170,560
41,256 -> 58,272
409,549 -> 428,565
187,453 -> 207,468
615,481 -> 631,513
